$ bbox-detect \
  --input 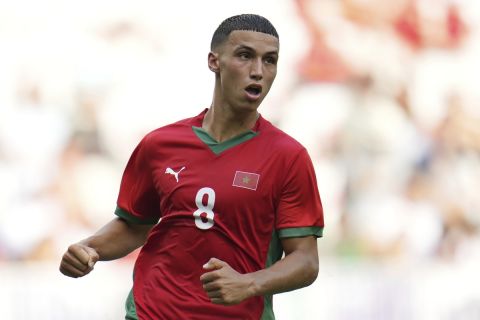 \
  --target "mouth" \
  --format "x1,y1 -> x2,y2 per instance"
244,84 -> 263,99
